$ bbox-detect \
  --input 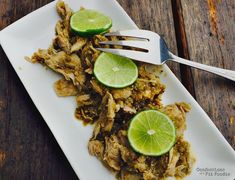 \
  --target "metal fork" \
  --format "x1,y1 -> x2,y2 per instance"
97,30 -> 235,81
